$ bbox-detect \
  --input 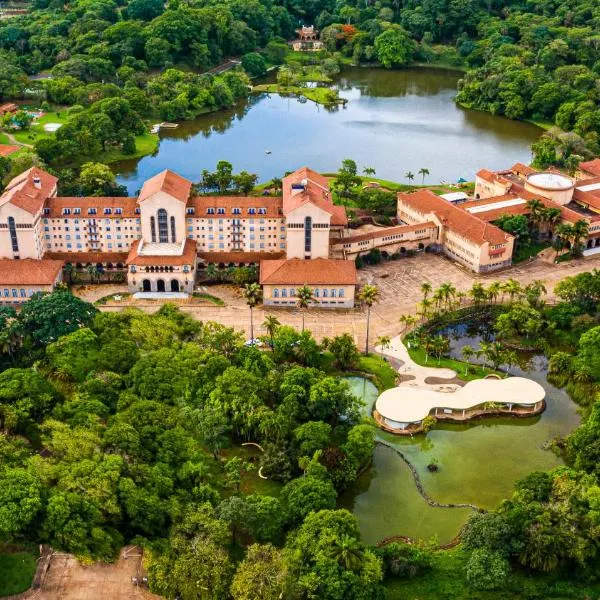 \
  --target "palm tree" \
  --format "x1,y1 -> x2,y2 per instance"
437,282 -> 457,310
86,264 -> 99,284
242,283 -> 262,341
417,298 -> 432,320
418,167 -> 430,184
469,282 -> 487,305
359,284 -> 379,355
270,176 -> 282,192
296,285 -> 314,332
461,344 -> 474,375
502,278 -> 522,303
405,171 -> 415,184
327,535 -> 365,572
420,282 -> 432,302
375,335 -> 391,358
486,281 -> 501,304
205,263 -> 218,281
526,199 -> 545,234
571,219 -> 589,256
363,167 -> 376,176
399,314 -> 417,331
262,314 -> 280,348
64,263 -> 76,284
